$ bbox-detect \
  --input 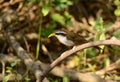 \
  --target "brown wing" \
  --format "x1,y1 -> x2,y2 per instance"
67,31 -> 88,45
